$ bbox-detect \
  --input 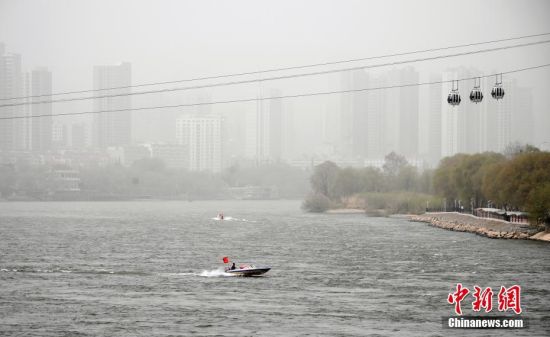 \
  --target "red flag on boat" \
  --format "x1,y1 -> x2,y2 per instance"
222,256 -> 229,264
